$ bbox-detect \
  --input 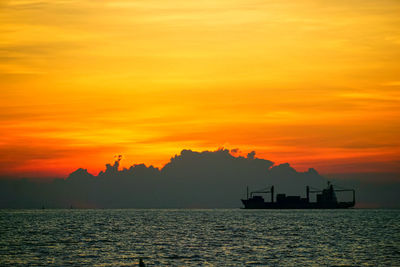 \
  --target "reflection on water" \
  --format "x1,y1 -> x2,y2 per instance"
0,209 -> 399,266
